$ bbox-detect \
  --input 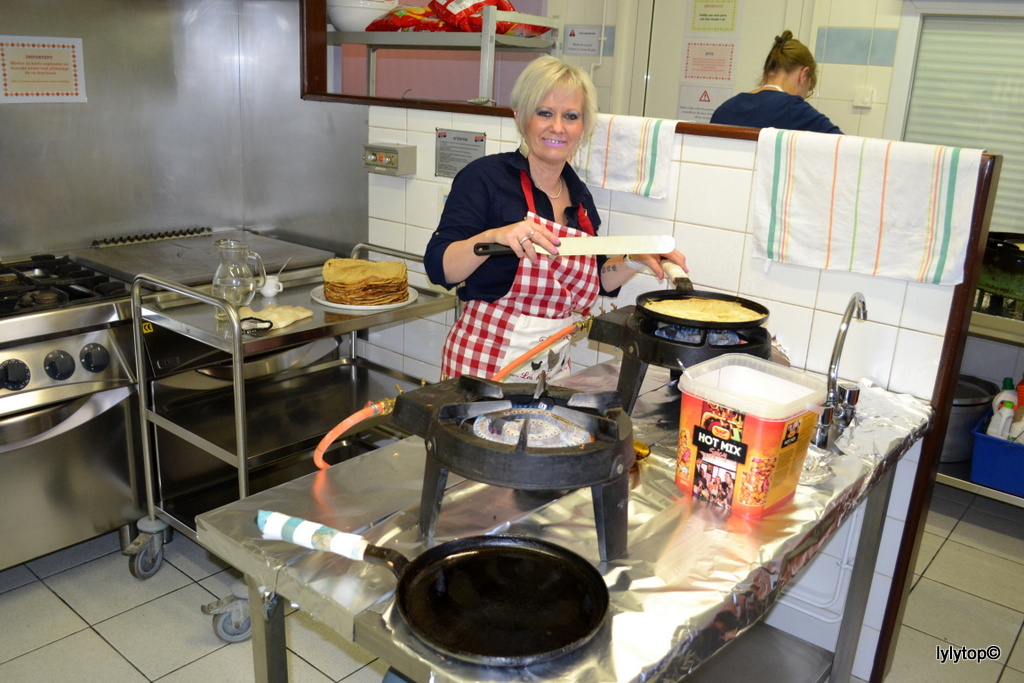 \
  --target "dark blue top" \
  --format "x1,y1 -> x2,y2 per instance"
424,151 -> 614,302
710,90 -> 843,134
